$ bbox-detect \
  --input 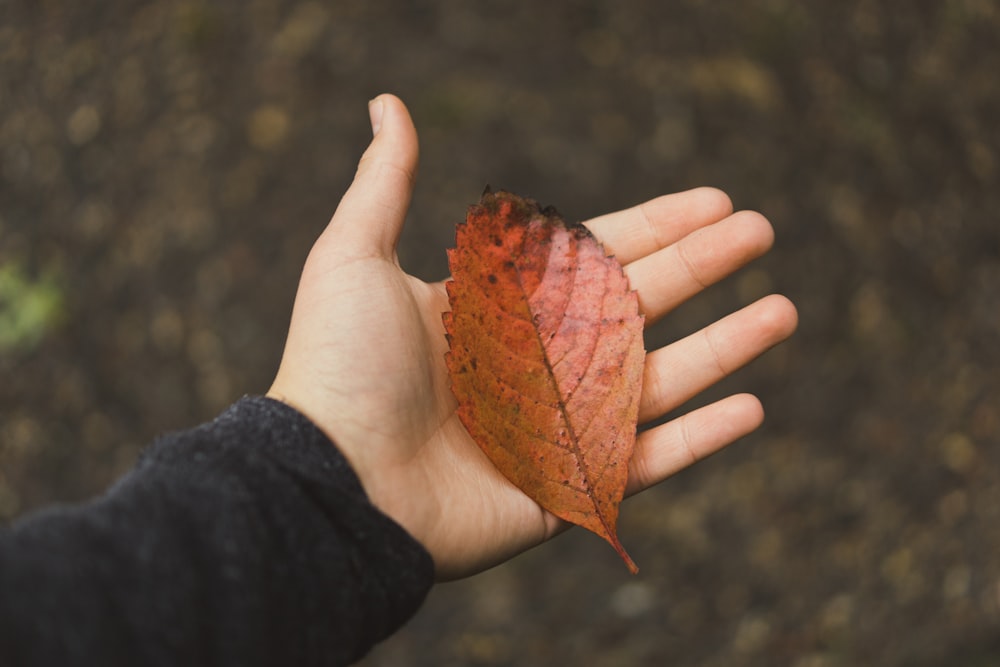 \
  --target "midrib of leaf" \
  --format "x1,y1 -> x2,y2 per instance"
507,230 -> 618,540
